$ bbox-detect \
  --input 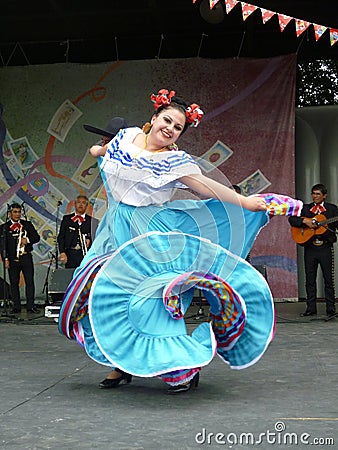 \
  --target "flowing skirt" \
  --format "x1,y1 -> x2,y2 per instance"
58,195 -> 301,381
